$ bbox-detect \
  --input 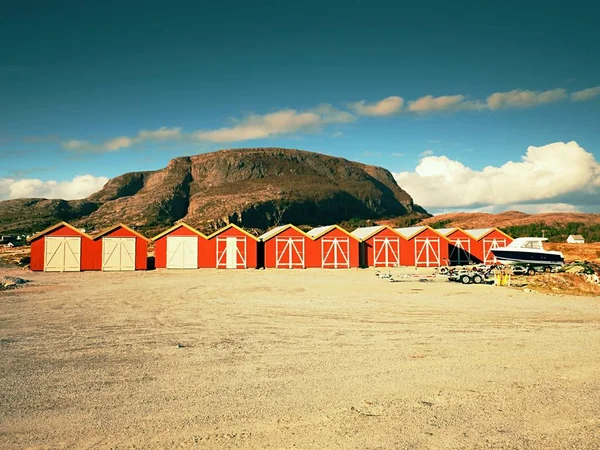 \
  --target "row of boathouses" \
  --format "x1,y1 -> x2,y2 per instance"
27,221 -> 512,272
